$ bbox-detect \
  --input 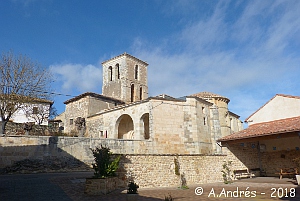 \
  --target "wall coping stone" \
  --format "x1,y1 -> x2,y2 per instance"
2,136 -> 151,142
121,154 -> 227,156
